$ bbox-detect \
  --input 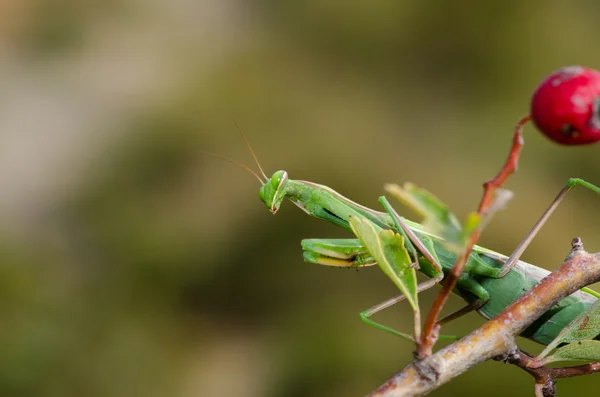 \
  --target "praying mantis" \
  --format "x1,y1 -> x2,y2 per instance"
260,168 -> 600,346
221,127 -> 600,347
